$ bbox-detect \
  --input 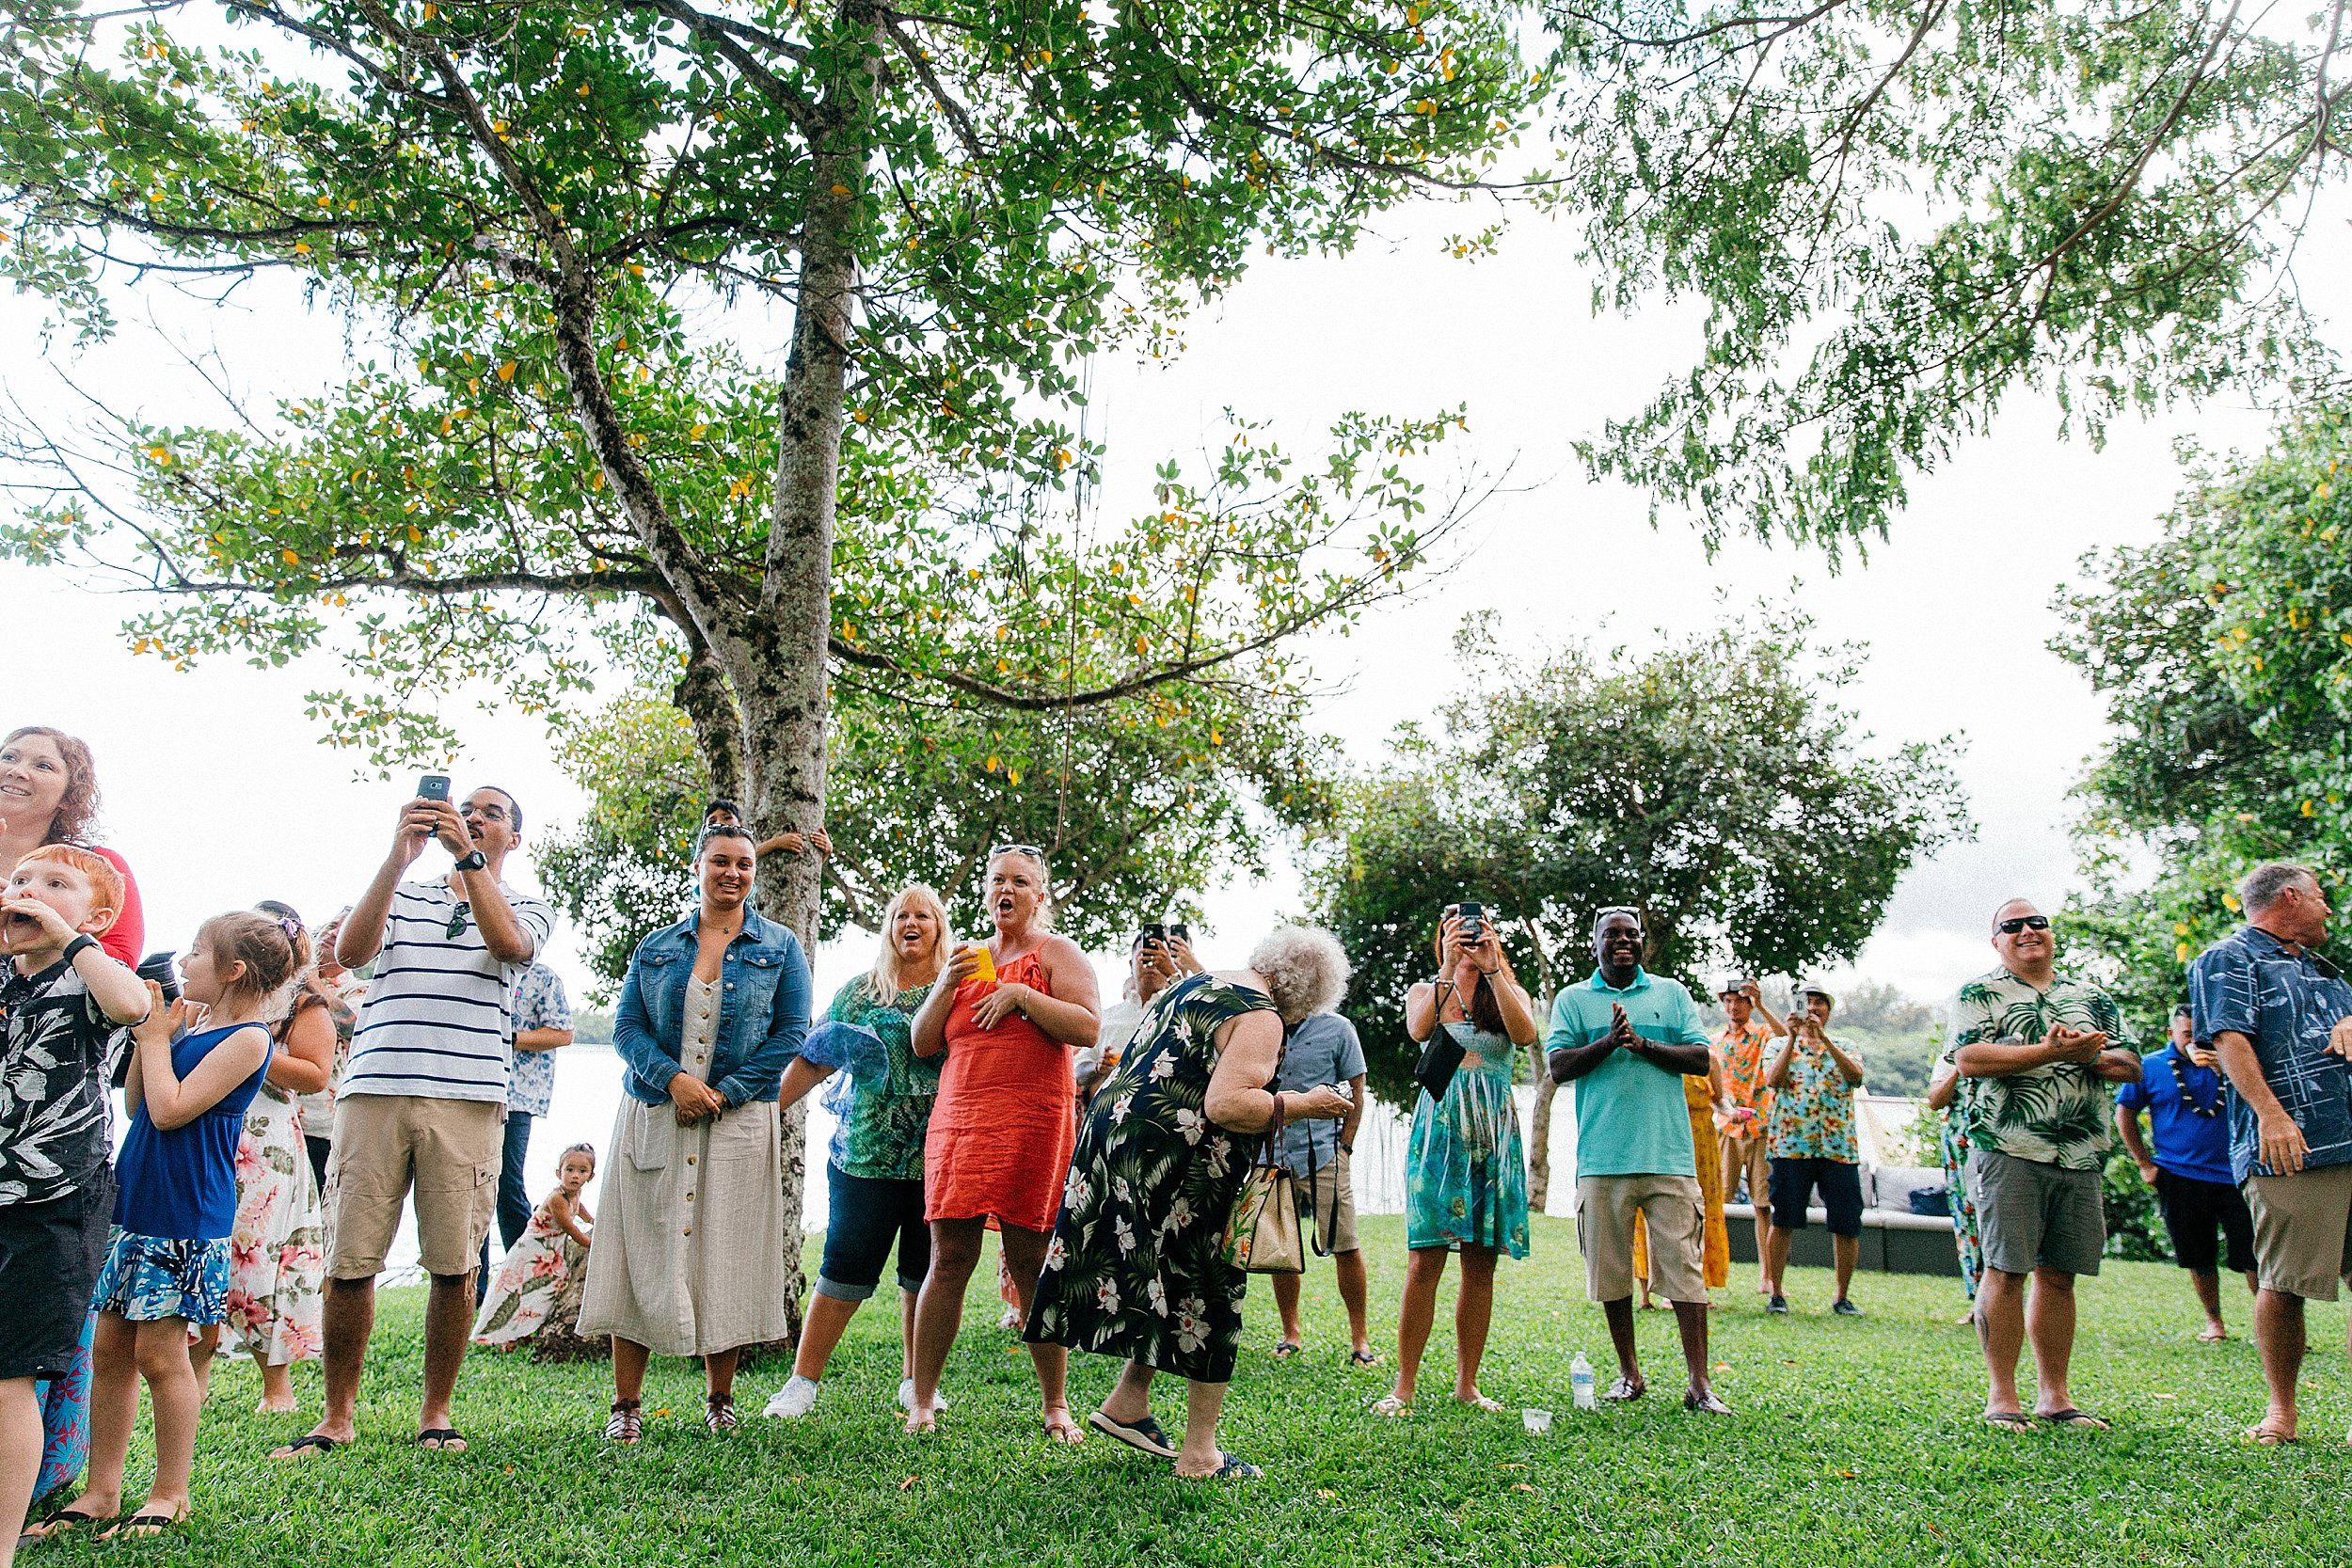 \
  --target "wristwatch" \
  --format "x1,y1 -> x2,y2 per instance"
62,934 -> 99,965
452,849 -> 488,873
